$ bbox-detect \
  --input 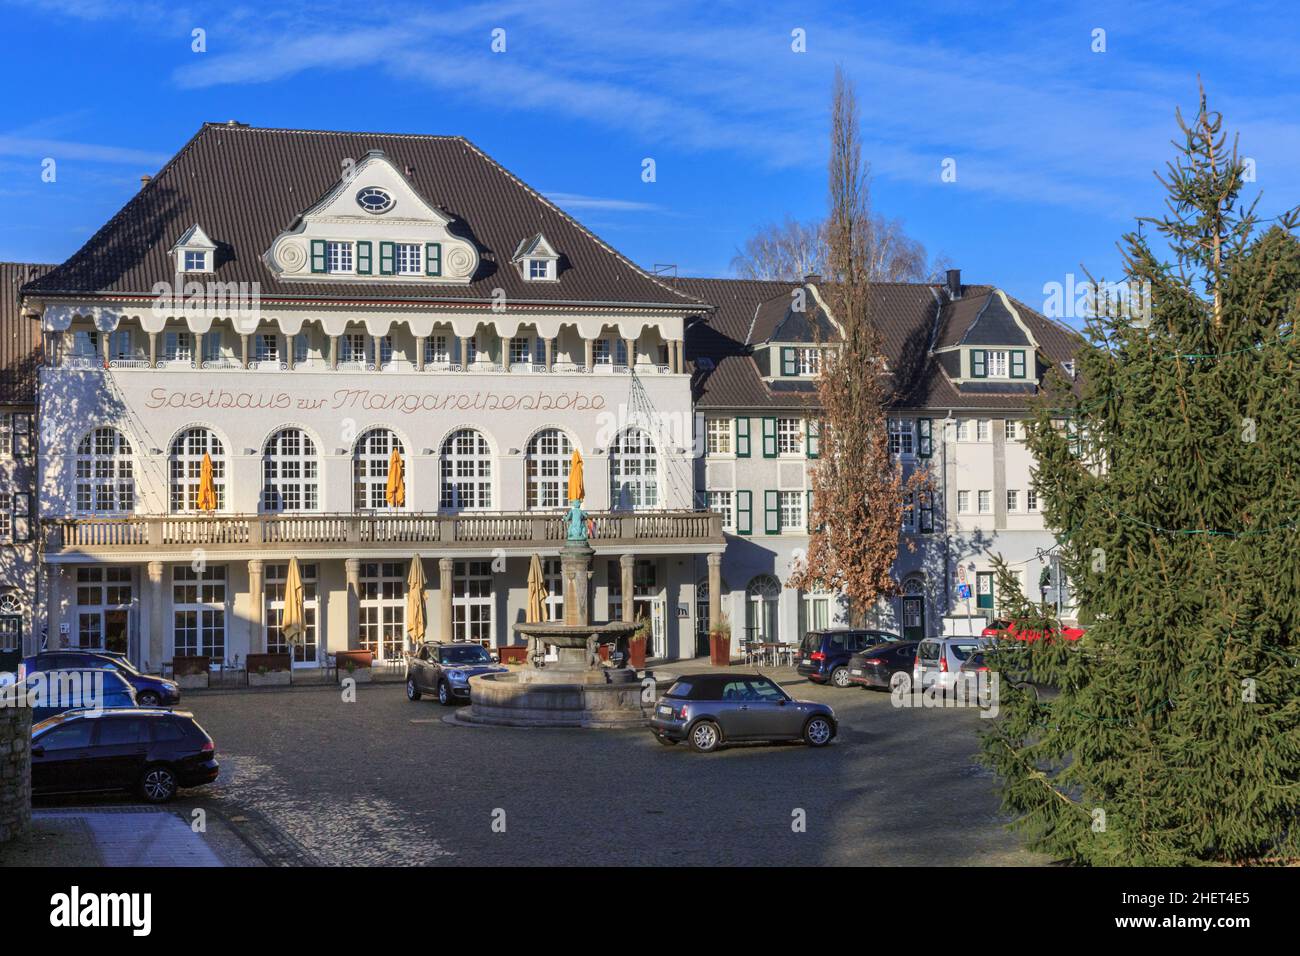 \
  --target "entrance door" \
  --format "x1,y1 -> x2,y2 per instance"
648,598 -> 666,659
103,609 -> 129,655
902,597 -> 925,641
976,573 -> 994,612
